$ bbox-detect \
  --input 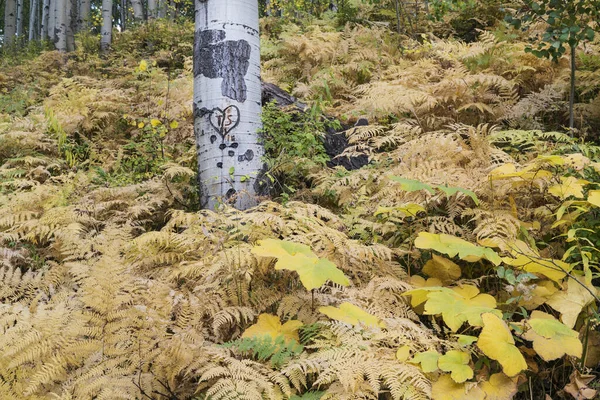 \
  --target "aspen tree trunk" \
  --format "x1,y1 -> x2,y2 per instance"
194,0 -> 265,210
4,0 -> 17,46
54,0 -> 67,50
157,0 -> 166,18
47,0 -> 56,41
66,0 -> 74,51
16,0 -> 24,38
119,0 -> 126,30
147,0 -> 157,19
28,0 -> 38,41
78,0 -> 90,30
100,0 -> 112,52
131,0 -> 144,20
